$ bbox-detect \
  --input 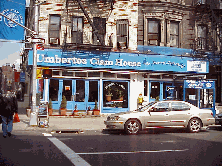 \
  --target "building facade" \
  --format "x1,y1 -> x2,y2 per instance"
21,0 -> 221,114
